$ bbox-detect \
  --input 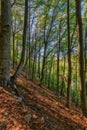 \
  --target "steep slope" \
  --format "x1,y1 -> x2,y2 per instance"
0,75 -> 87,130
